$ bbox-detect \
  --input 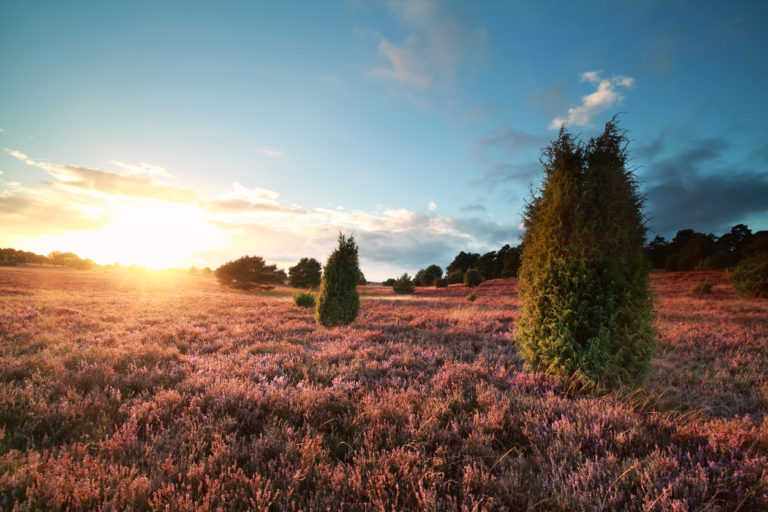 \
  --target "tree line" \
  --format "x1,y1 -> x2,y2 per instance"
647,224 -> 768,270
0,249 -> 94,270
383,222 -> 768,293
213,254 -> 366,290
